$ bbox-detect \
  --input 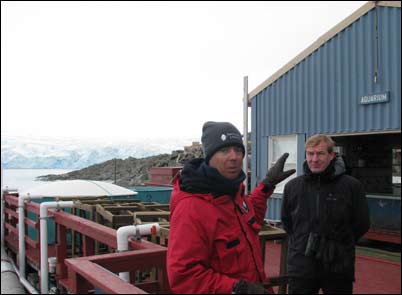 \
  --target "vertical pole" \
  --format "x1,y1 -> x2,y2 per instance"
243,76 -> 249,195
114,158 -> 117,184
